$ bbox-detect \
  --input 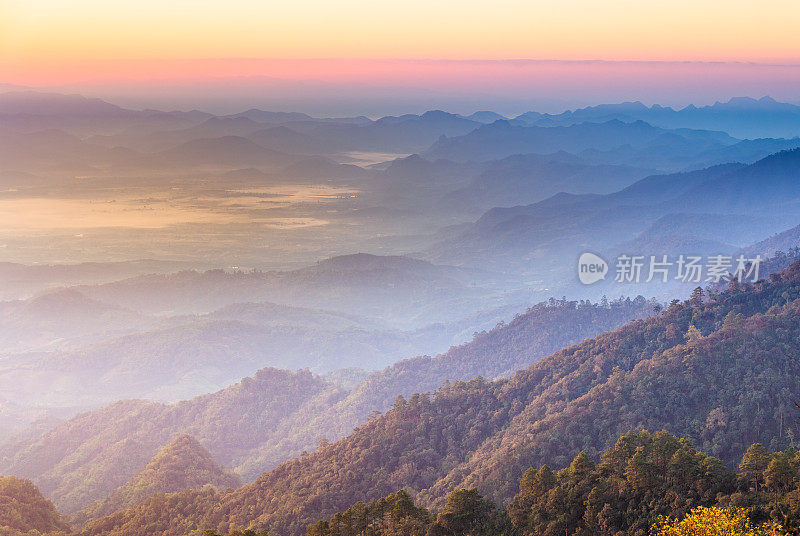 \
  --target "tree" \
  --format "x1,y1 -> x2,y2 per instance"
430,488 -> 509,536
507,466 -> 555,530
685,324 -> 703,344
764,452 -> 797,494
739,444 -> 770,491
